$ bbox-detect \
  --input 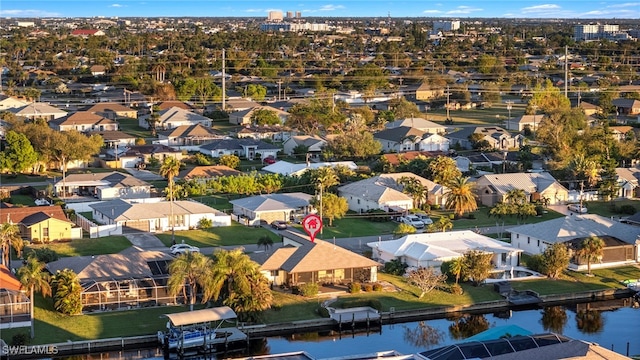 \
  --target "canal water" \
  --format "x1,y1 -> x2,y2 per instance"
58,298 -> 640,359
